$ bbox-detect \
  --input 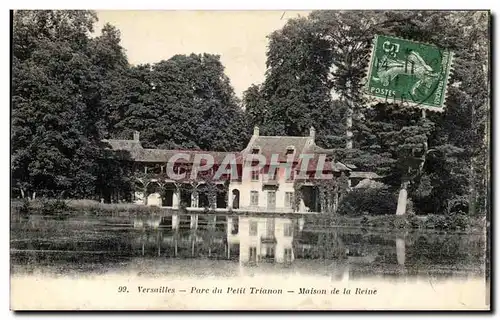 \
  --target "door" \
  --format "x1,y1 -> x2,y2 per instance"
232,189 -> 240,209
267,191 -> 276,210
284,248 -> 293,263
249,247 -> 257,263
